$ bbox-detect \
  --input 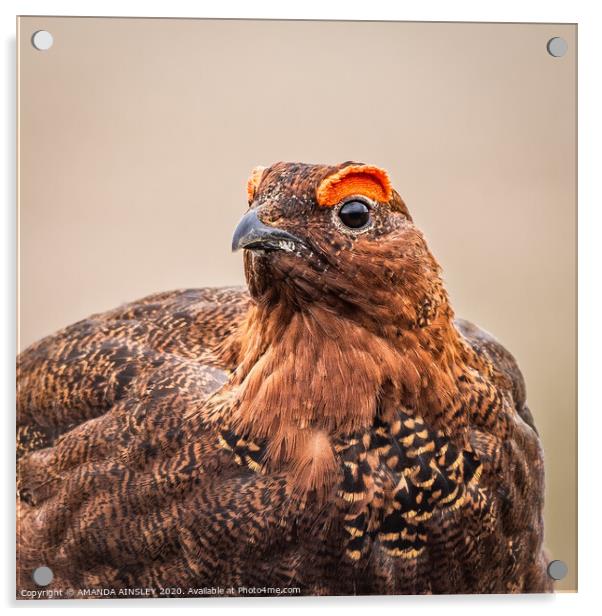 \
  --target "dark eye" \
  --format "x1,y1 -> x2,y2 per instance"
338,200 -> 371,229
